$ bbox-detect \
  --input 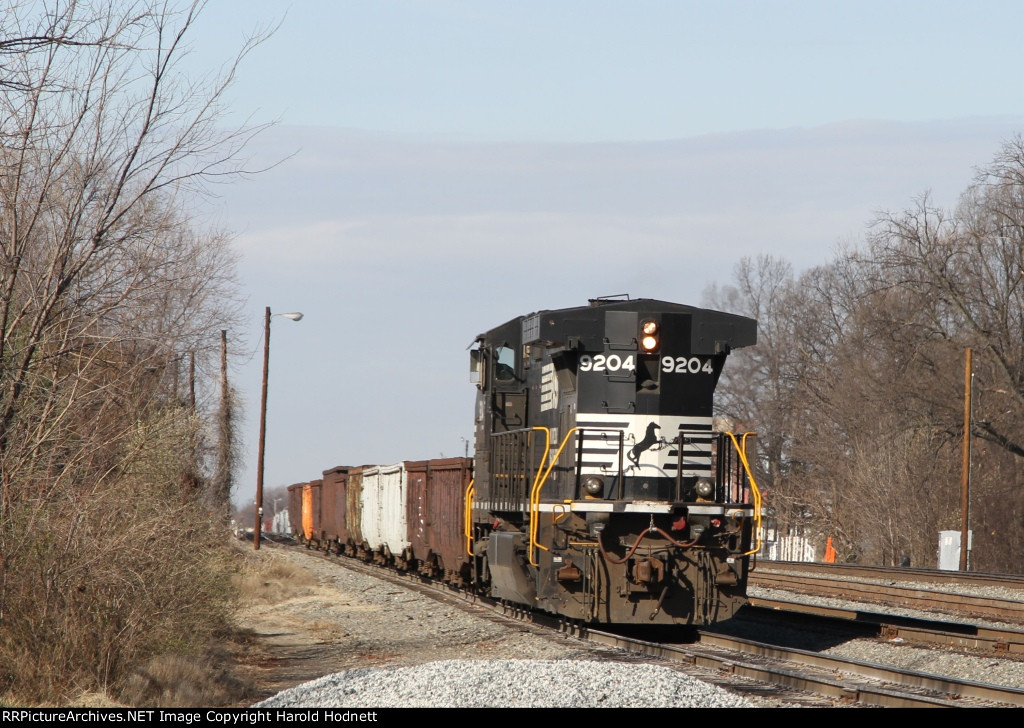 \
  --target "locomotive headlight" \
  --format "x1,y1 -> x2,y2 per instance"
583,475 -> 605,497
695,477 -> 714,499
639,320 -> 659,353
